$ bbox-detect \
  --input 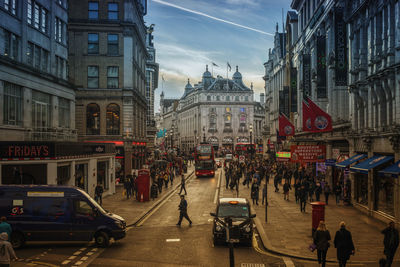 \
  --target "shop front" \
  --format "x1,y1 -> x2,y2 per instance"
350,155 -> 394,217
222,136 -> 233,154
208,136 -> 219,153
0,142 -> 116,198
